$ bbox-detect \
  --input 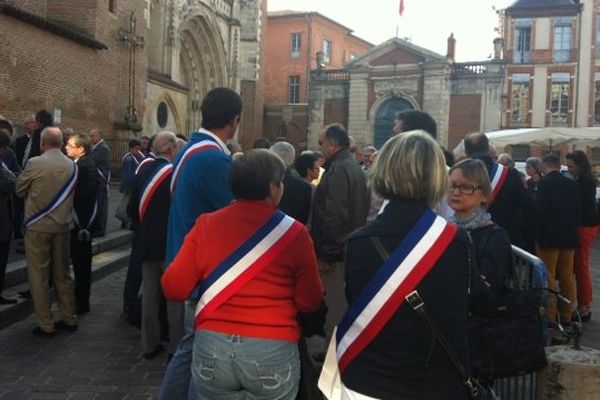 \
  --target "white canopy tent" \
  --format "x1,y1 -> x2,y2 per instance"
452,127 -> 600,156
